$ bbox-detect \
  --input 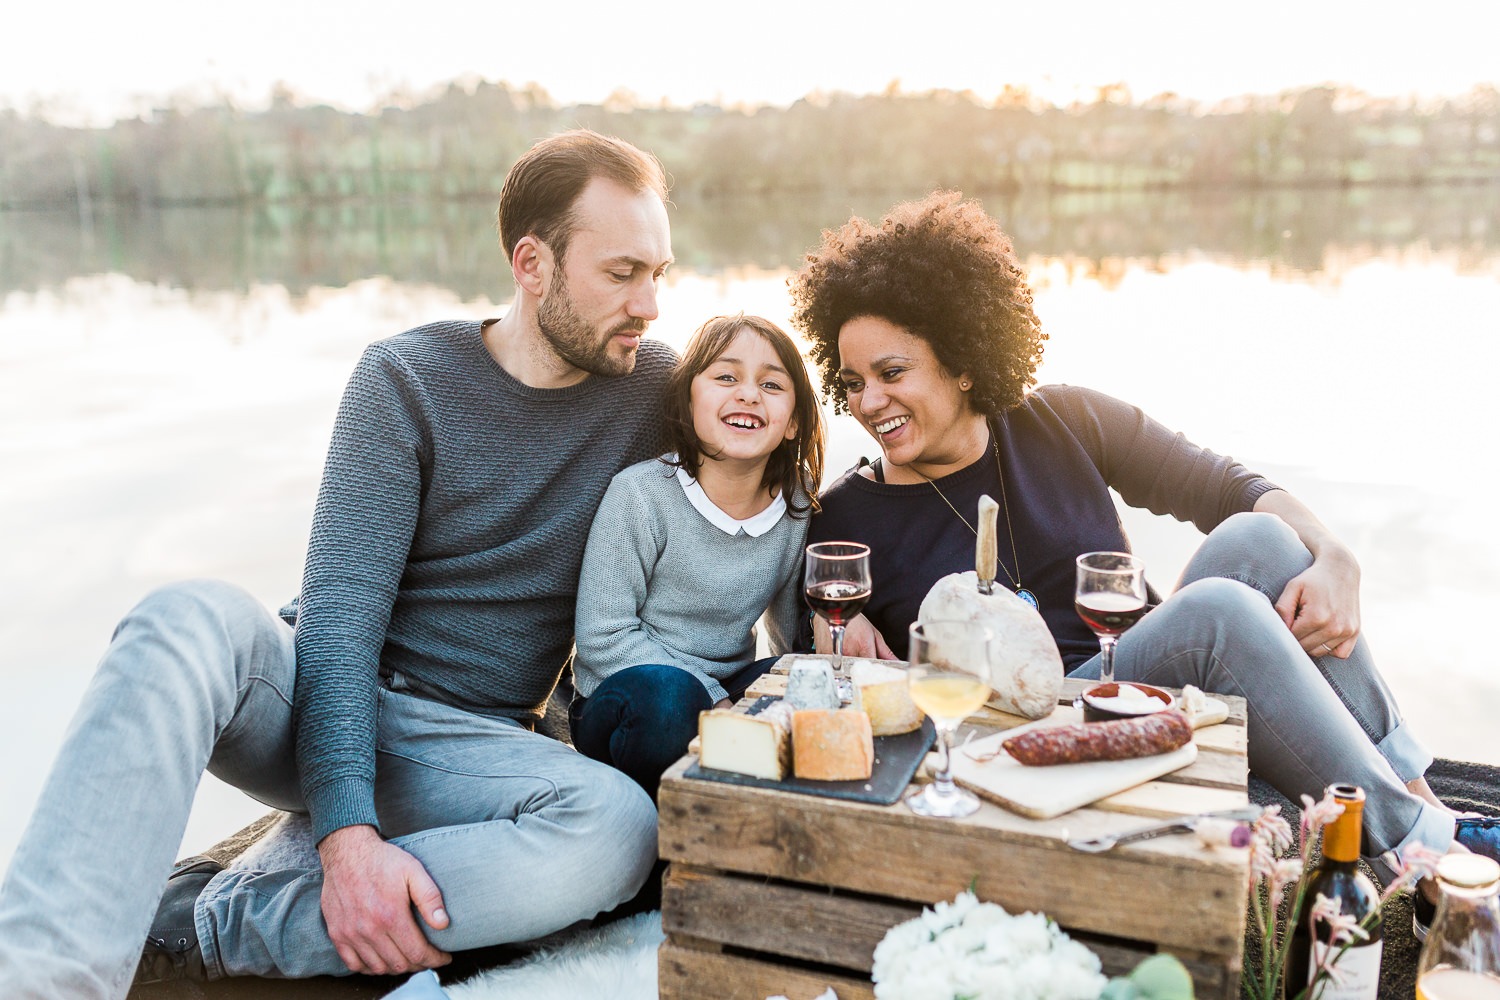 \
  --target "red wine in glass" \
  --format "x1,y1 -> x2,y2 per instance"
804,580 -> 871,628
1073,592 -> 1148,637
804,541 -> 873,698
1074,552 -> 1147,684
